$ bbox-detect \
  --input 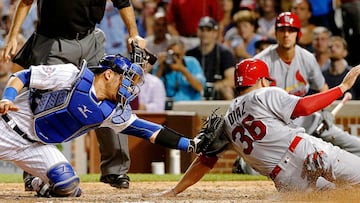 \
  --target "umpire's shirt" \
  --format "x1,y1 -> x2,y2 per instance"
36,0 -> 130,39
